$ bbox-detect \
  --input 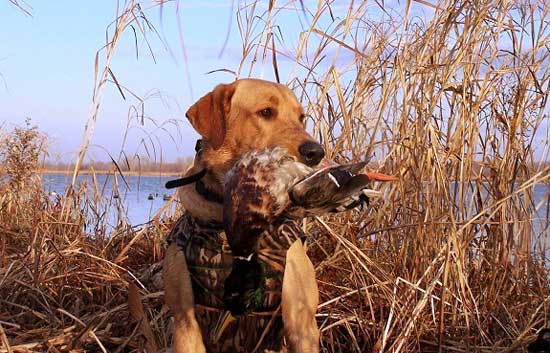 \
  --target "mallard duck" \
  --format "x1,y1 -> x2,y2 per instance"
528,328 -> 550,353
213,147 -> 397,341
223,147 -> 396,257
